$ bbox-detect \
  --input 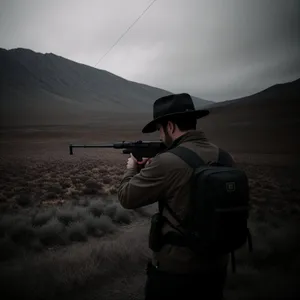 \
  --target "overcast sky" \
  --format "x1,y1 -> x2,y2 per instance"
0,0 -> 299,101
